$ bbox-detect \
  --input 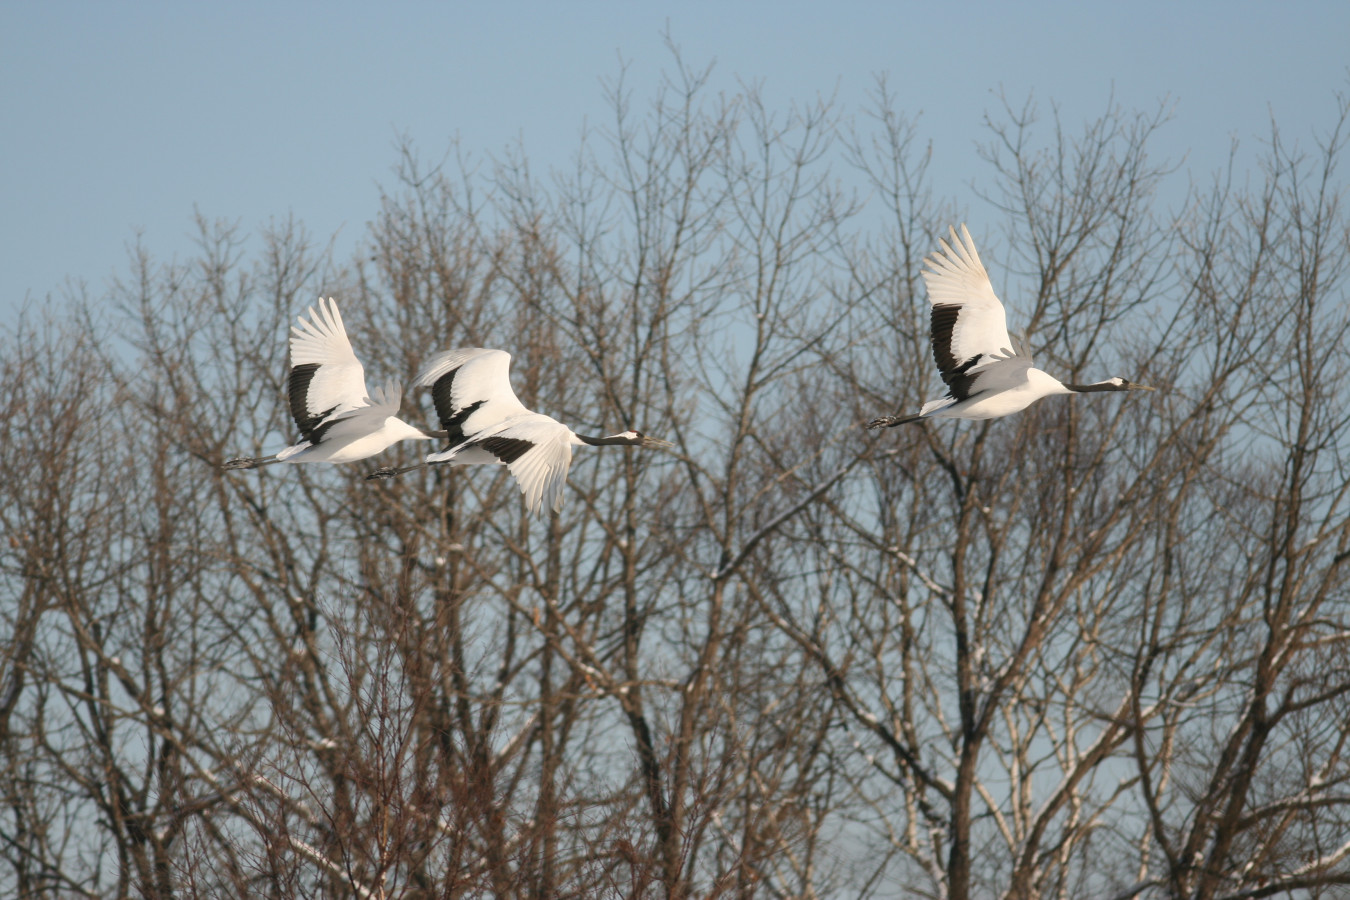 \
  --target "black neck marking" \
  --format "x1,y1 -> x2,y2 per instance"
577,433 -> 637,447
1065,381 -> 1125,393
